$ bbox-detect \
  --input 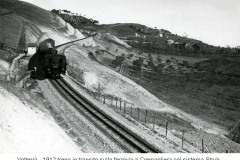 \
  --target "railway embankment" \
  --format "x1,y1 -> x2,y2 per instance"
0,80 -> 81,152
62,75 -> 200,153
38,79 -> 123,152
